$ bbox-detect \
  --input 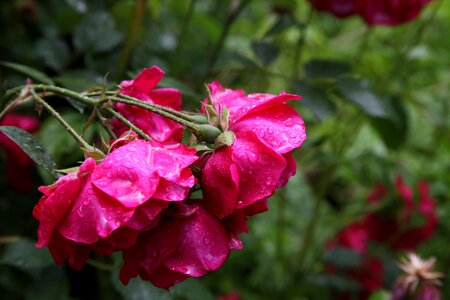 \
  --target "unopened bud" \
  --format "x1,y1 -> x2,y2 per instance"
195,124 -> 222,144
185,114 -> 209,124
